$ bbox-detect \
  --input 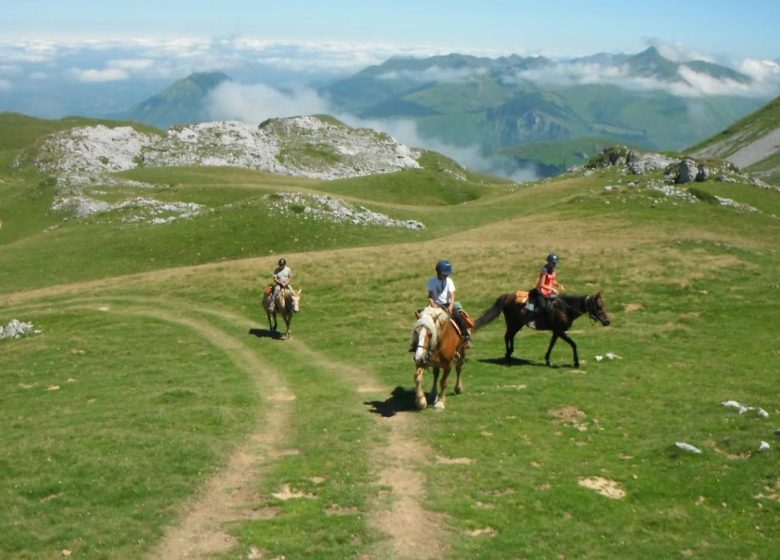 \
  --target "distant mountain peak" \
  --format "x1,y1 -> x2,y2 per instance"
124,71 -> 232,129
183,71 -> 232,91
